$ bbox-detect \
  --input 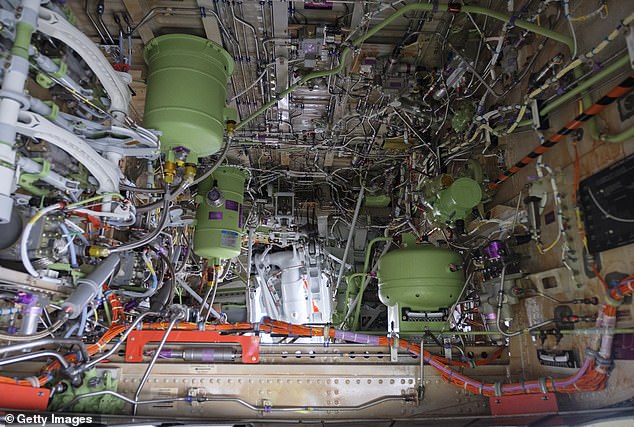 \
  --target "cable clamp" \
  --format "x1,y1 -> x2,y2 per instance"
508,13 -> 518,28
447,2 -> 462,13
0,89 -> 30,109
604,295 -> 622,307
